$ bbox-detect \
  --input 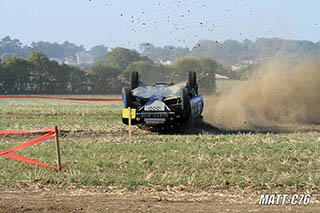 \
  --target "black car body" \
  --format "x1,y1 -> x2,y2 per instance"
122,71 -> 203,128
